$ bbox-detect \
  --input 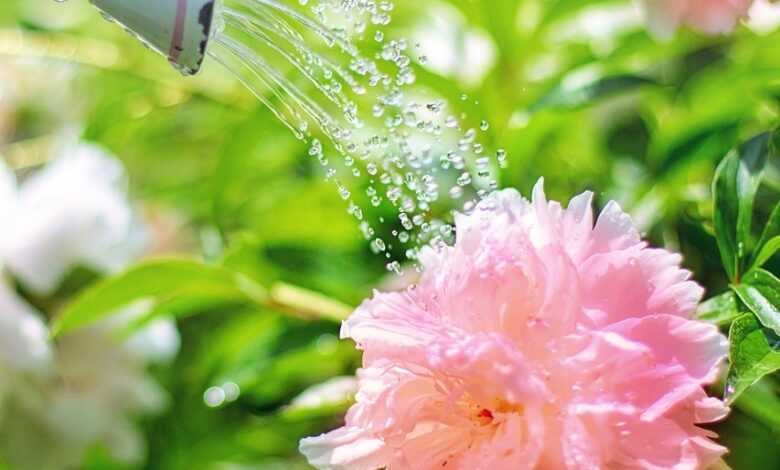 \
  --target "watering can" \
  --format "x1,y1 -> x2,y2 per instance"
89,0 -> 217,75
